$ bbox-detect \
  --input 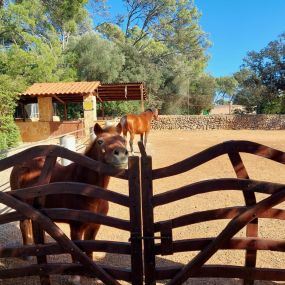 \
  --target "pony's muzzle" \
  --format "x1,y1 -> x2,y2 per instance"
113,148 -> 129,157
111,147 -> 129,168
